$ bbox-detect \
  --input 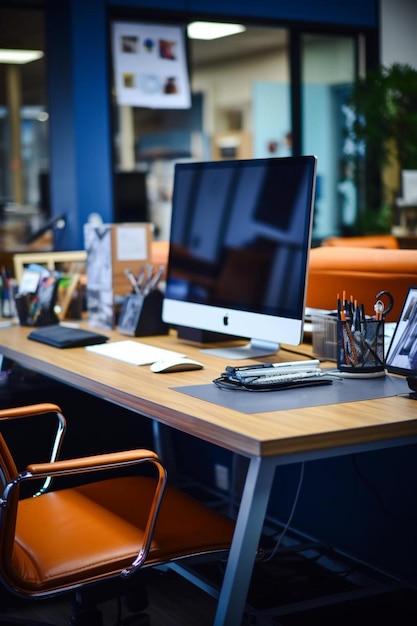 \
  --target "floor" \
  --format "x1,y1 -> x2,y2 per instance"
0,569 -> 218,626
1,540 -> 417,626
